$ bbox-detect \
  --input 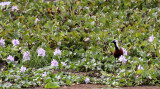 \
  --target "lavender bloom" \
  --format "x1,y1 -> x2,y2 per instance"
0,38 -> 5,47
119,55 -> 127,64
12,5 -> 19,11
23,51 -> 31,61
35,18 -> 40,24
136,75 -> 139,79
54,48 -> 61,55
138,65 -> 144,70
61,62 -> 67,66
12,39 -> 20,46
7,55 -> 14,62
51,59 -> 58,67
148,35 -> 155,42
84,6 -> 87,9
37,48 -> 45,57
85,77 -> 90,84
42,71 -> 46,77
20,66 -> 26,72
0,2 -> 11,6
122,48 -> 127,55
